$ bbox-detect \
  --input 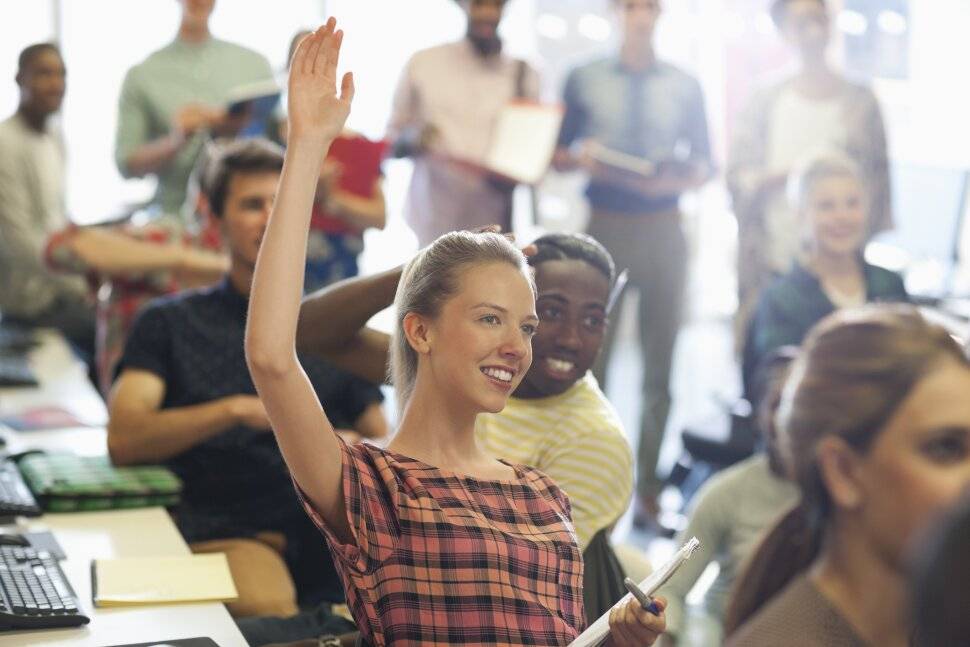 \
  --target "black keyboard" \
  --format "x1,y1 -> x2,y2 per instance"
0,356 -> 38,388
0,544 -> 89,630
0,461 -> 41,517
